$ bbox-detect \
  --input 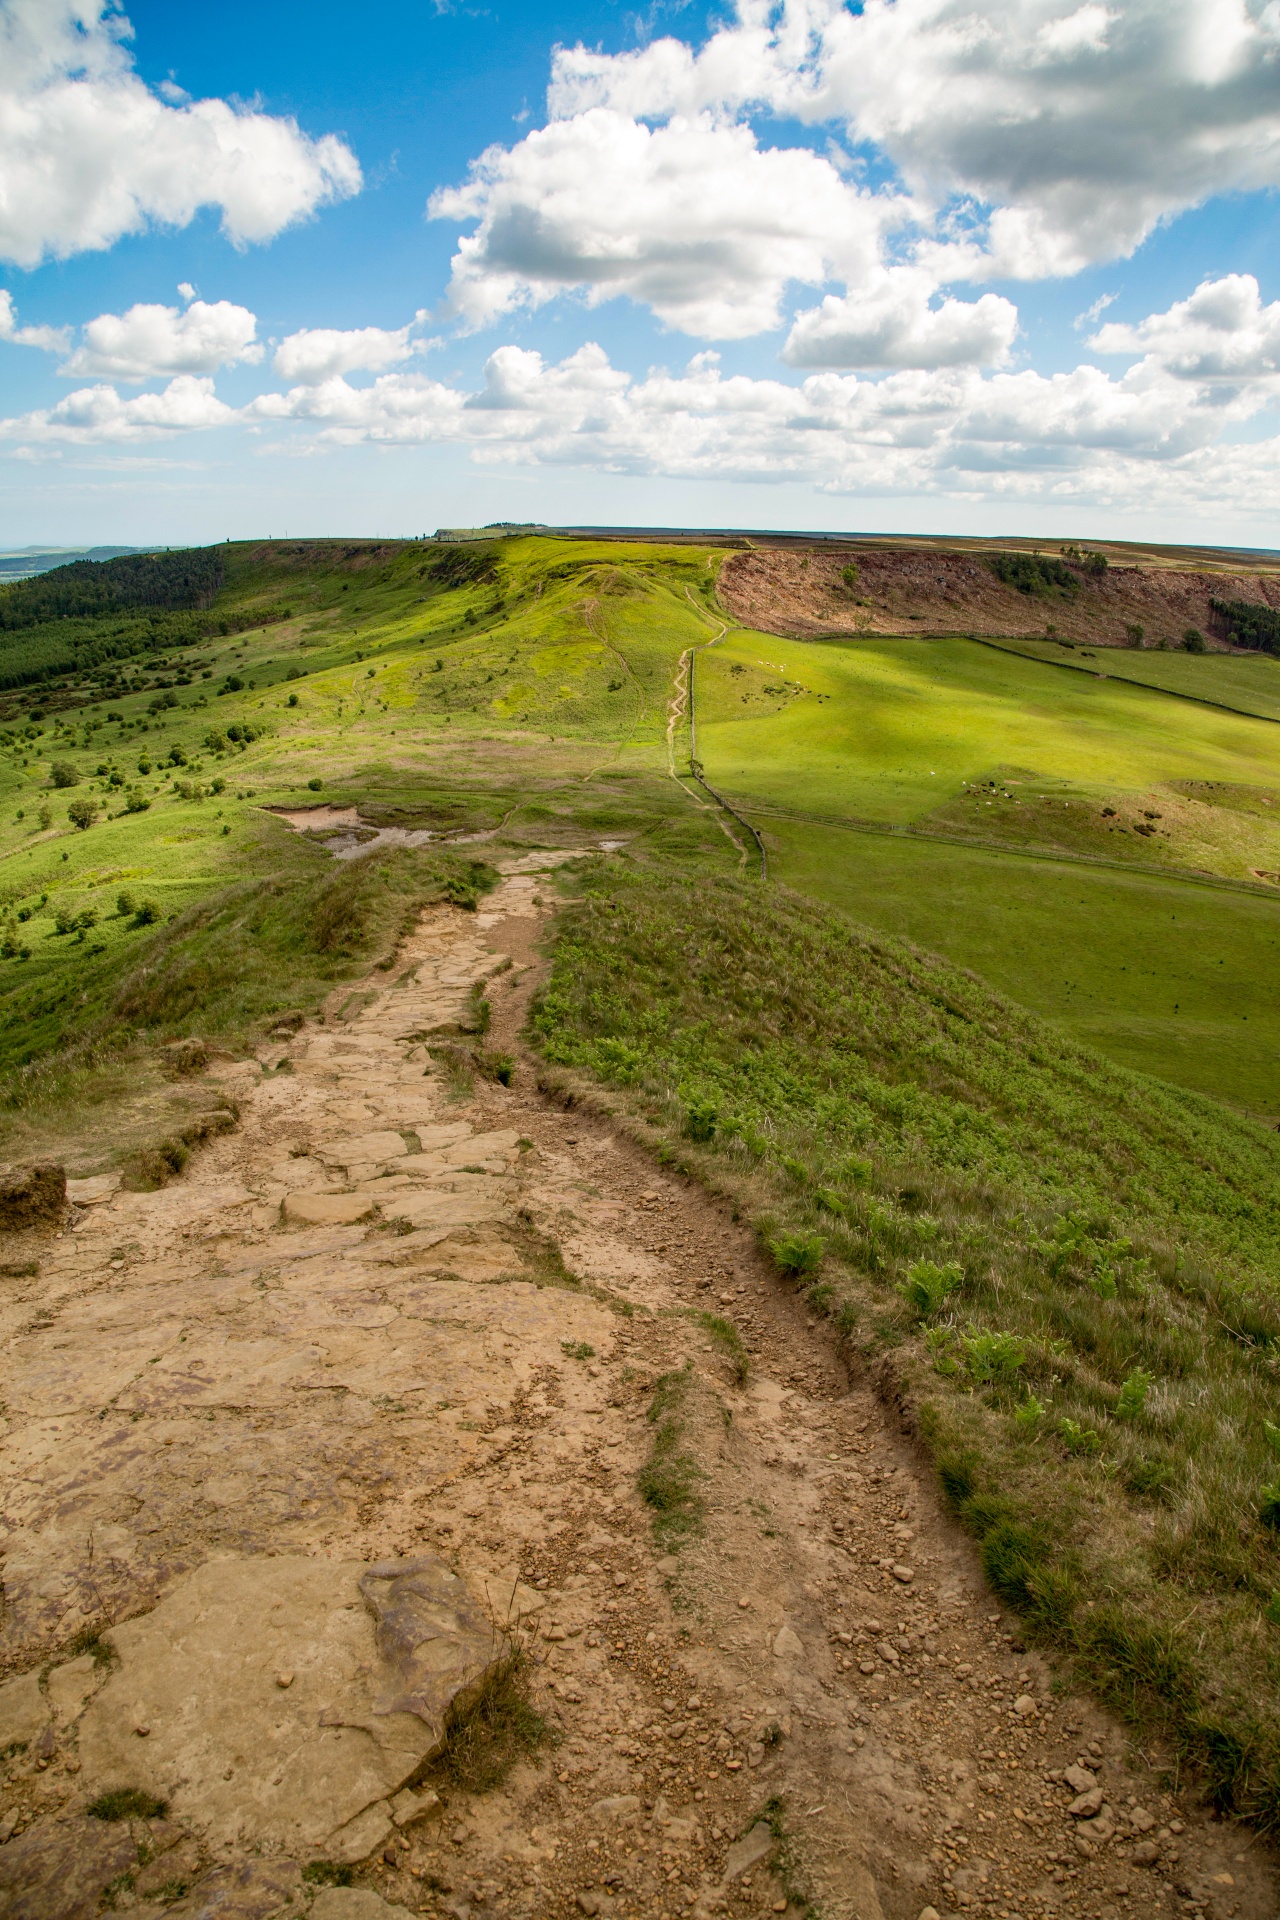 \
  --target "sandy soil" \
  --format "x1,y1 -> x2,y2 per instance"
0,861 -> 1273,1920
